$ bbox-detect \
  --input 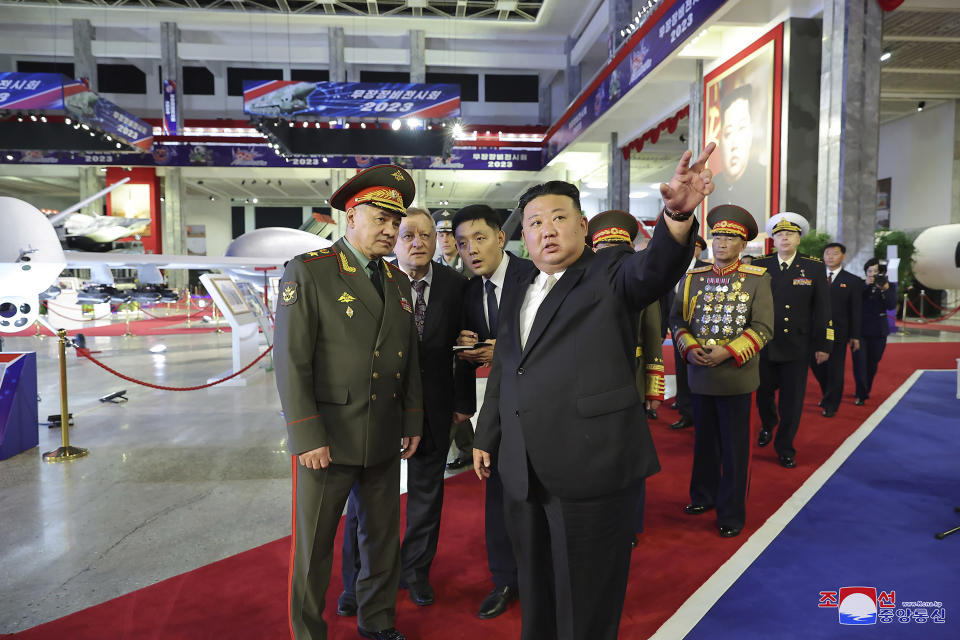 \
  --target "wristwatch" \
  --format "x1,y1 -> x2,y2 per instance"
663,205 -> 694,221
